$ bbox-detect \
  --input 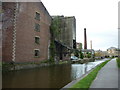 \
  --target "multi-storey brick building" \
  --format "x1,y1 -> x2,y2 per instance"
2,2 -> 51,63
0,2 -> 2,62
